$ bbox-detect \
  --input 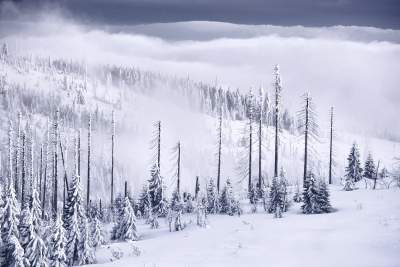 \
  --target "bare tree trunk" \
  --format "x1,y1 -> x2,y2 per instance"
217,111 -> 222,193
53,110 -> 59,219
373,161 -> 380,190
329,107 -> 334,184
21,133 -> 26,205
195,176 -> 199,199
303,97 -> 310,186
258,114 -> 262,191
124,181 -> 128,198
14,112 -> 21,200
157,121 -> 161,171
248,112 -> 252,193
177,142 -> 181,194
111,111 -> 115,207
87,114 -> 92,207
